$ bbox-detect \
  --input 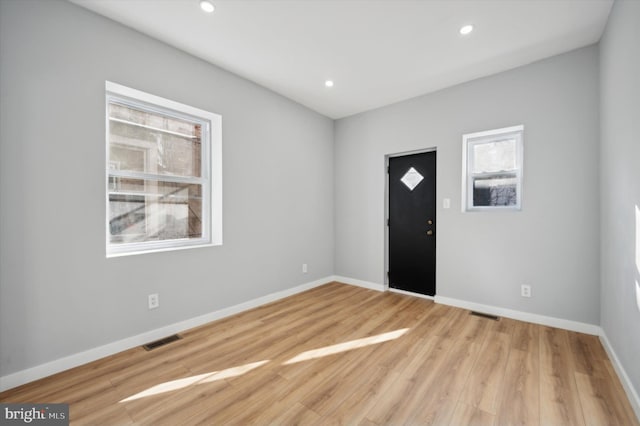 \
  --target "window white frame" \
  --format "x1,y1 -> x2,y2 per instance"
462,125 -> 523,212
105,81 -> 222,257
